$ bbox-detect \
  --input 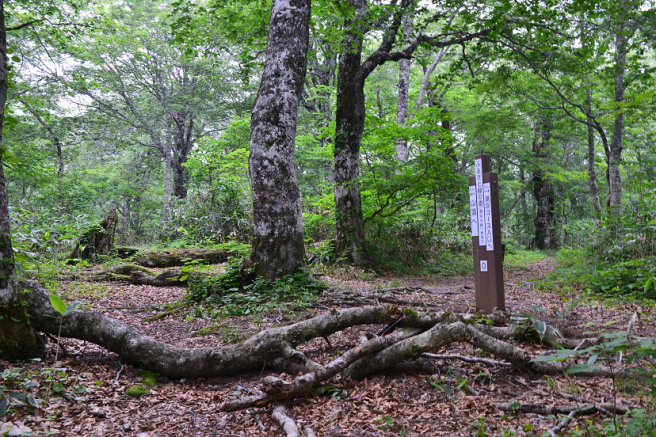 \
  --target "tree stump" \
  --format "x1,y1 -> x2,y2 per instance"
66,209 -> 118,263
